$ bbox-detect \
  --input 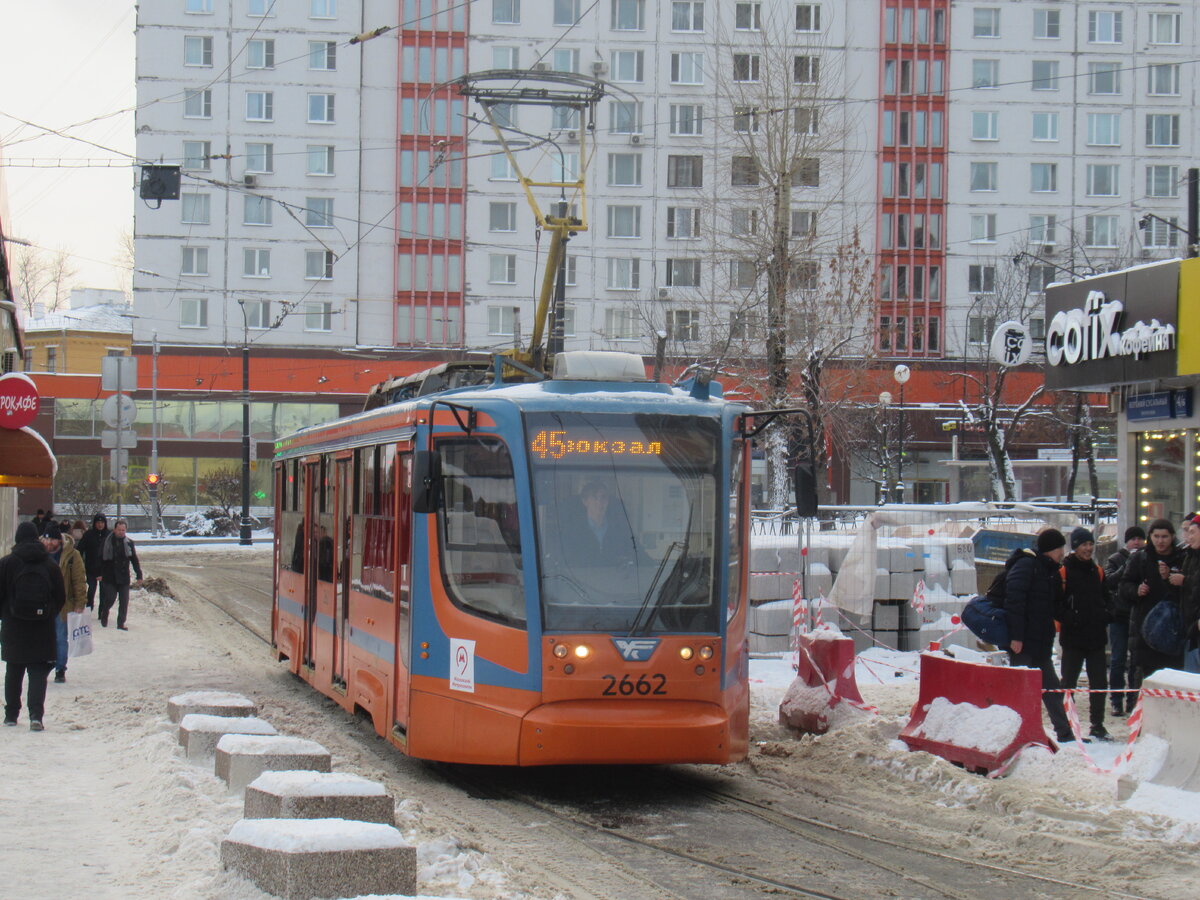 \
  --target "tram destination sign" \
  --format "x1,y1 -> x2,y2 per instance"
1044,260 -> 1179,391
